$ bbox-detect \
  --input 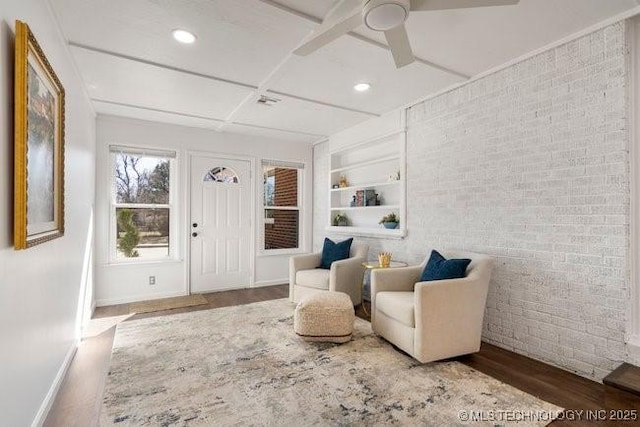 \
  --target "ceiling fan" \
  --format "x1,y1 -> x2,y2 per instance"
293,0 -> 519,68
